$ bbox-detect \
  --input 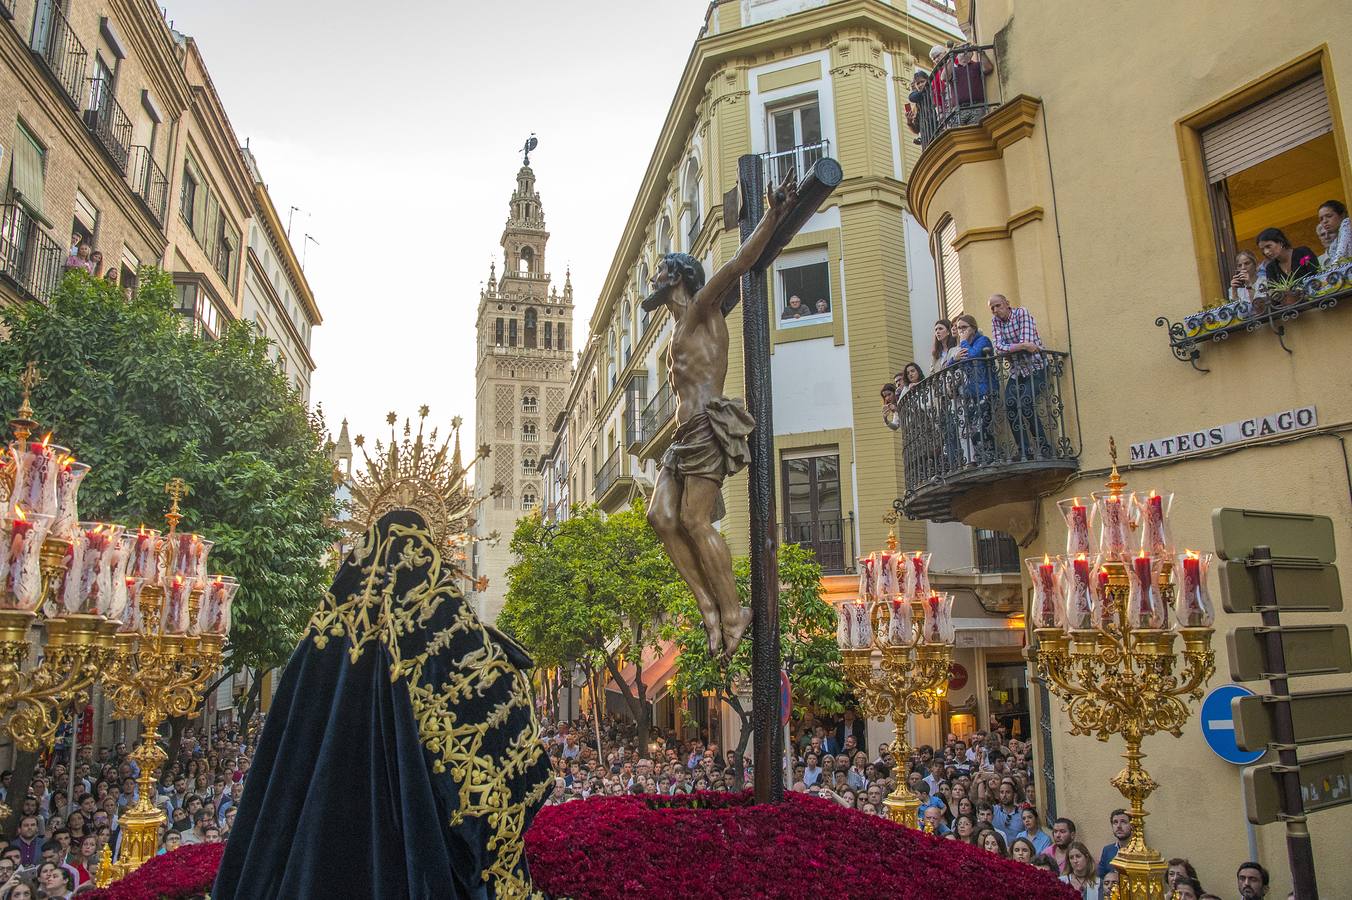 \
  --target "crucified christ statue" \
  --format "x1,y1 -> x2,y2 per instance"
644,170 -> 799,662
